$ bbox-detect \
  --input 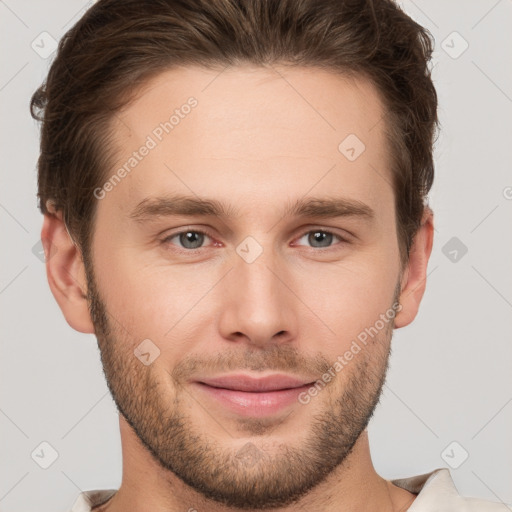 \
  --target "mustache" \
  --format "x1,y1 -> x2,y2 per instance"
169,344 -> 332,383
